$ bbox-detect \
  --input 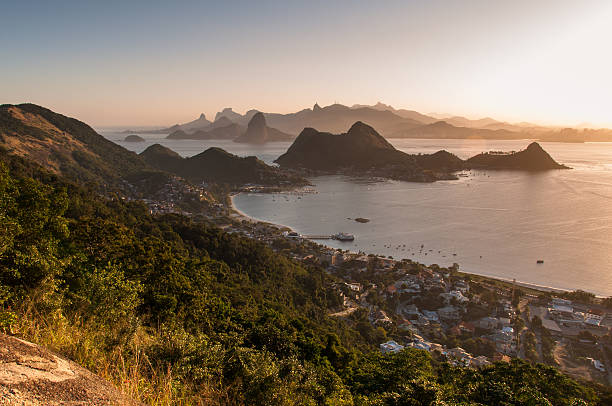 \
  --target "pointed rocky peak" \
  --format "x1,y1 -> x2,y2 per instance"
199,113 -> 206,120
313,103 -> 322,112
248,112 -> 267,129
345,121 -> 396,150
232,112 -> 269,144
